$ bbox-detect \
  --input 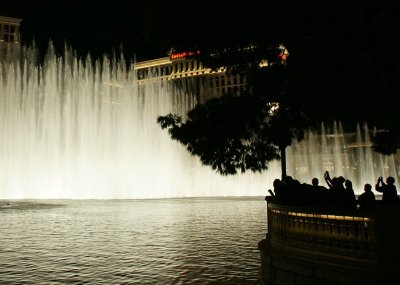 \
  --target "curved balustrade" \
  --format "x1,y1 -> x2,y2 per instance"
266,201 -> 376,259
260,198 -> 400,284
